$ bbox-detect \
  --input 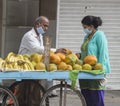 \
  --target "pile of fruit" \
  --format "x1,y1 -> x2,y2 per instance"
0,48 -> 103,72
